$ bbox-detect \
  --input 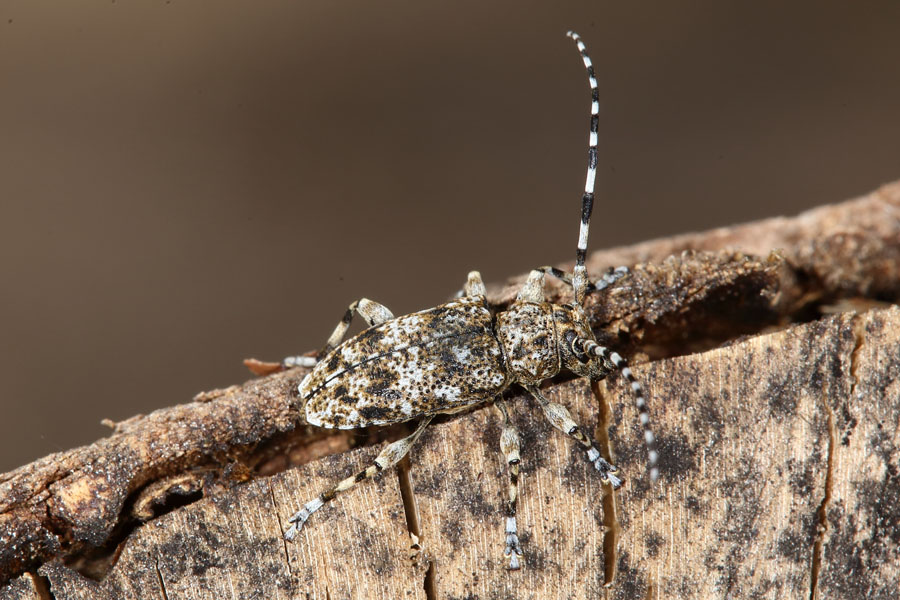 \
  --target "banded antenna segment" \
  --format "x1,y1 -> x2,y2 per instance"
566,31 -> 600,307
